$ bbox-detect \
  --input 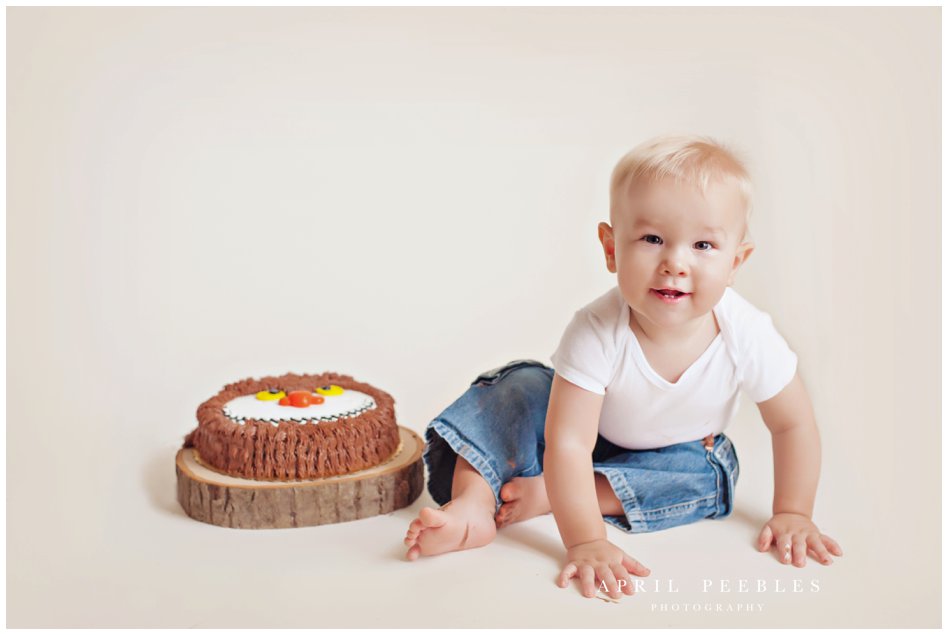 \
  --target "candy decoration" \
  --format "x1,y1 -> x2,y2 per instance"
278,390 -> 326,408
256,389 -> 286,401
222,391 -> 377,425
315,385 -> 344,396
